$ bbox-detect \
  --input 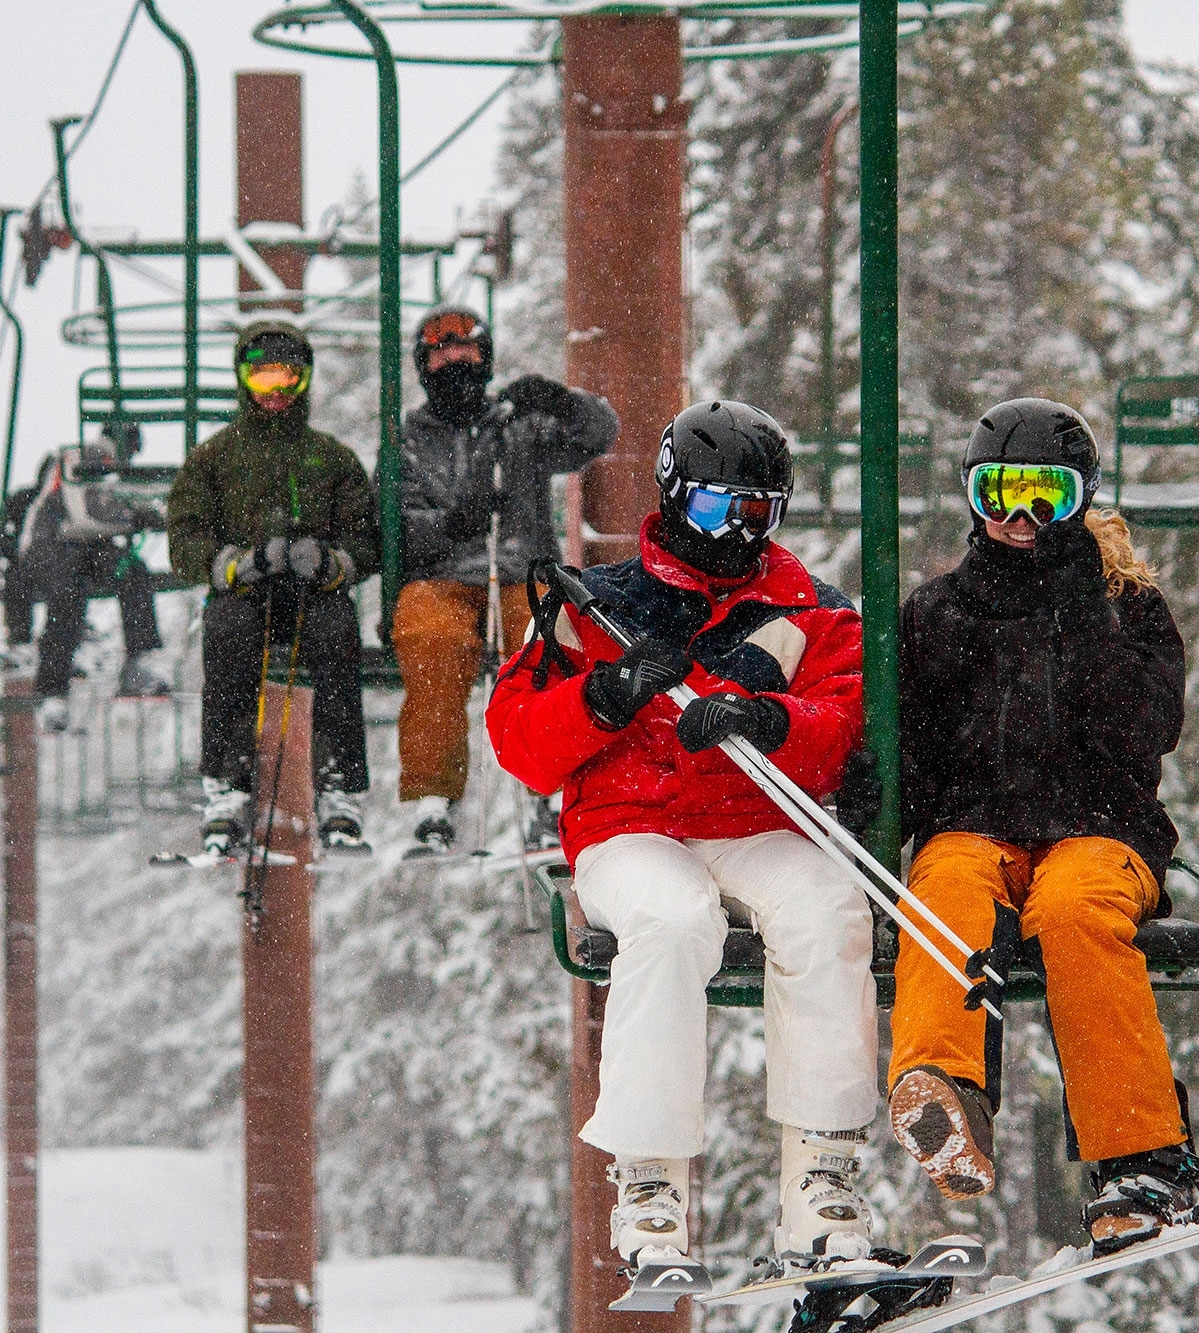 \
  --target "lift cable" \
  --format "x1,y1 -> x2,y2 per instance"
0,0 -> 142,366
